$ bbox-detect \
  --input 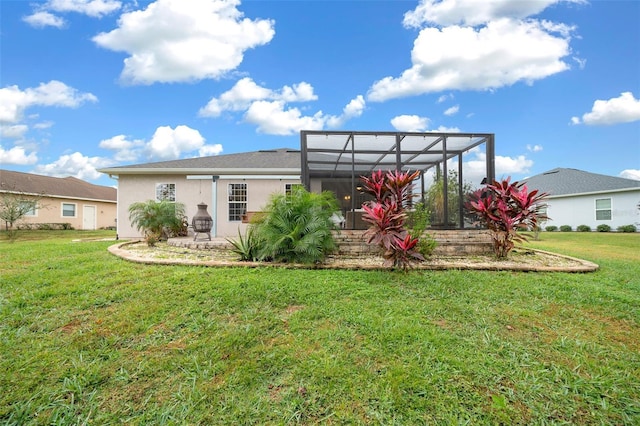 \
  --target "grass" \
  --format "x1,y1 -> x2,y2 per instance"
1,230 -> 639,424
